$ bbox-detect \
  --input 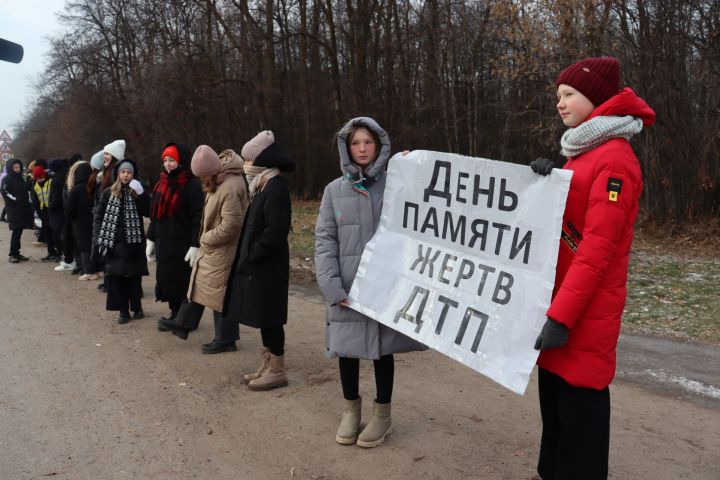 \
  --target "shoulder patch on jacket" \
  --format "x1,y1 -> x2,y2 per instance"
606,178 -> 623,202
